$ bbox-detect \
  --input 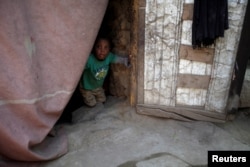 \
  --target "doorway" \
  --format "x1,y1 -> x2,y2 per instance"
57,0 -> 138,124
